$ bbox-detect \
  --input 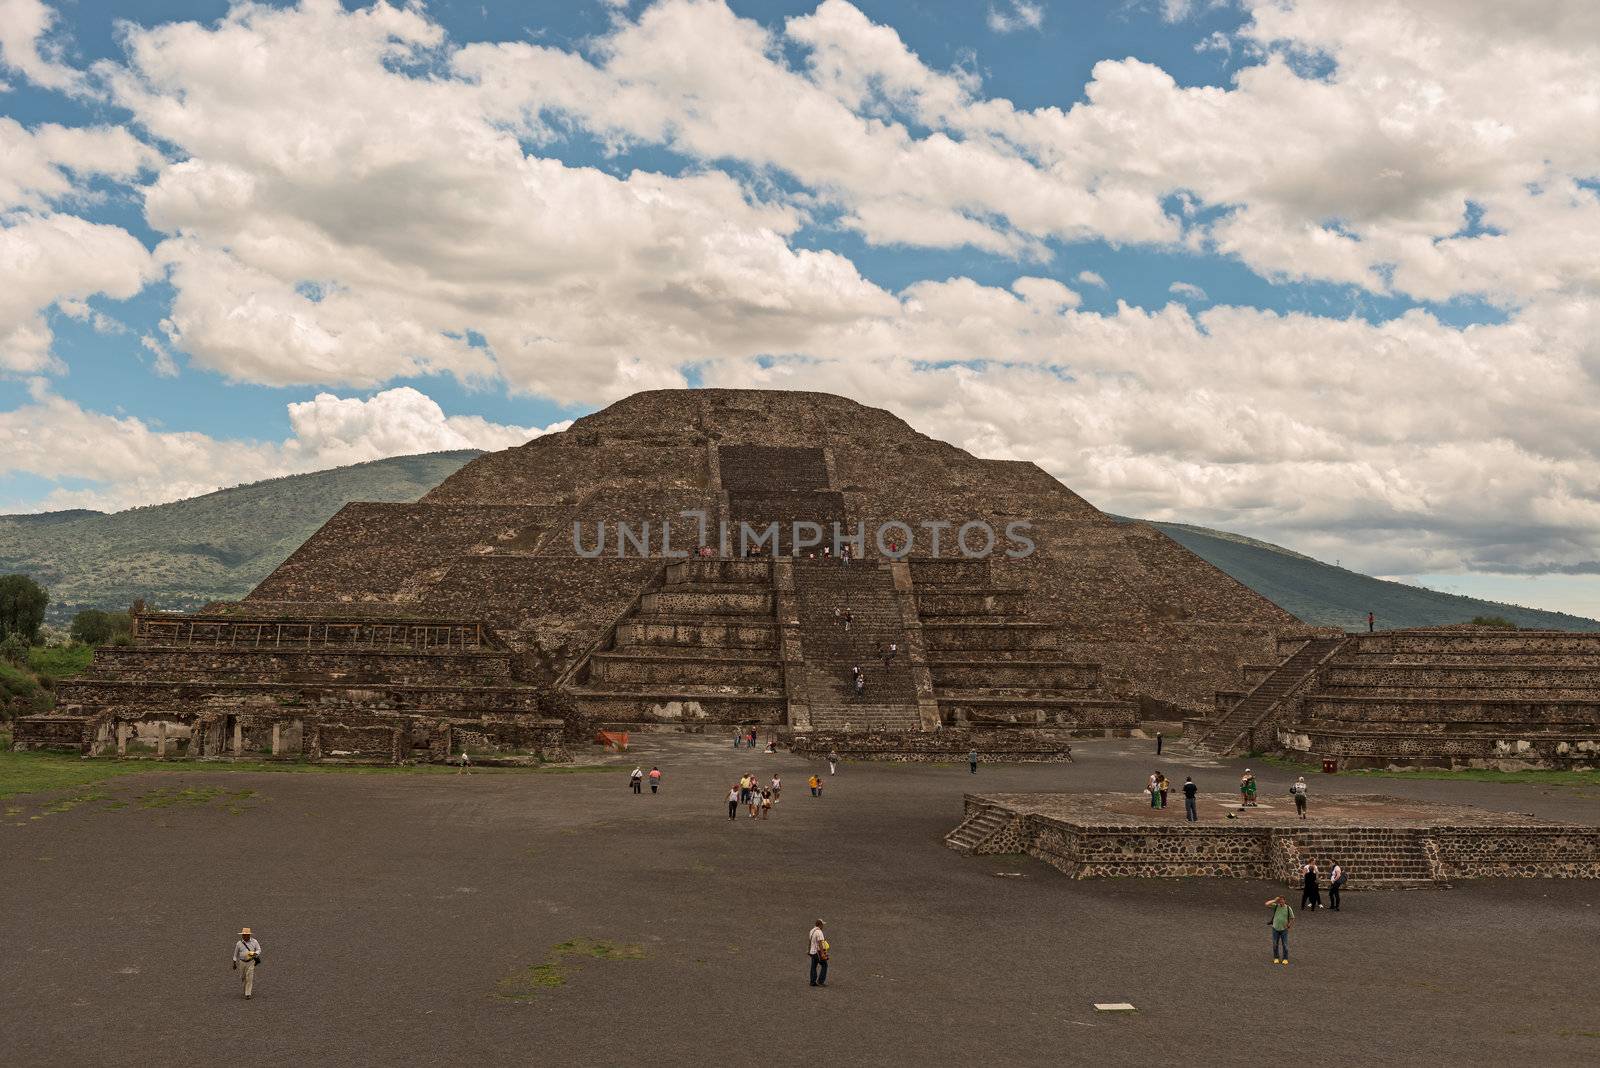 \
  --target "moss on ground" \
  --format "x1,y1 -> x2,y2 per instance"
494,938 -> 646,1002
1347,767 -> 1600,788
